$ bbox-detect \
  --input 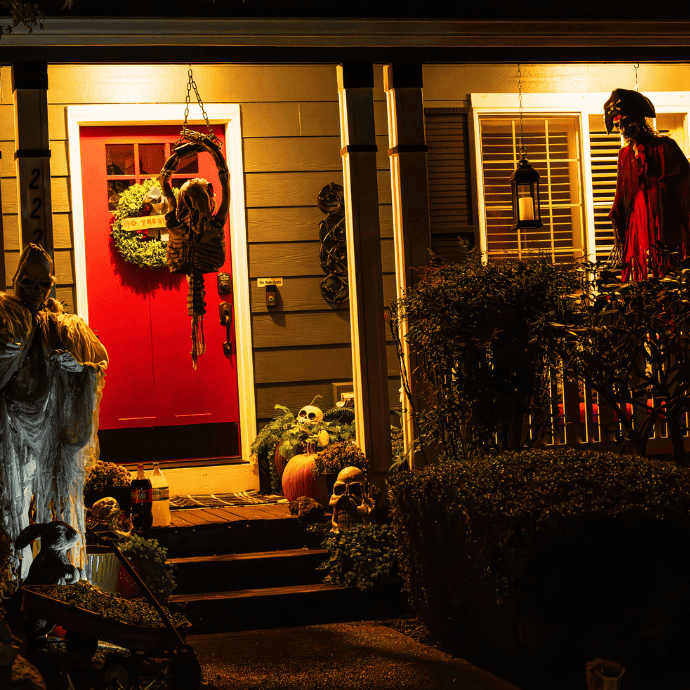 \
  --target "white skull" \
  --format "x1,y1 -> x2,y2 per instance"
13,244 -> 54,312
329,466 -> 373,532
297,405 -> 323,426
